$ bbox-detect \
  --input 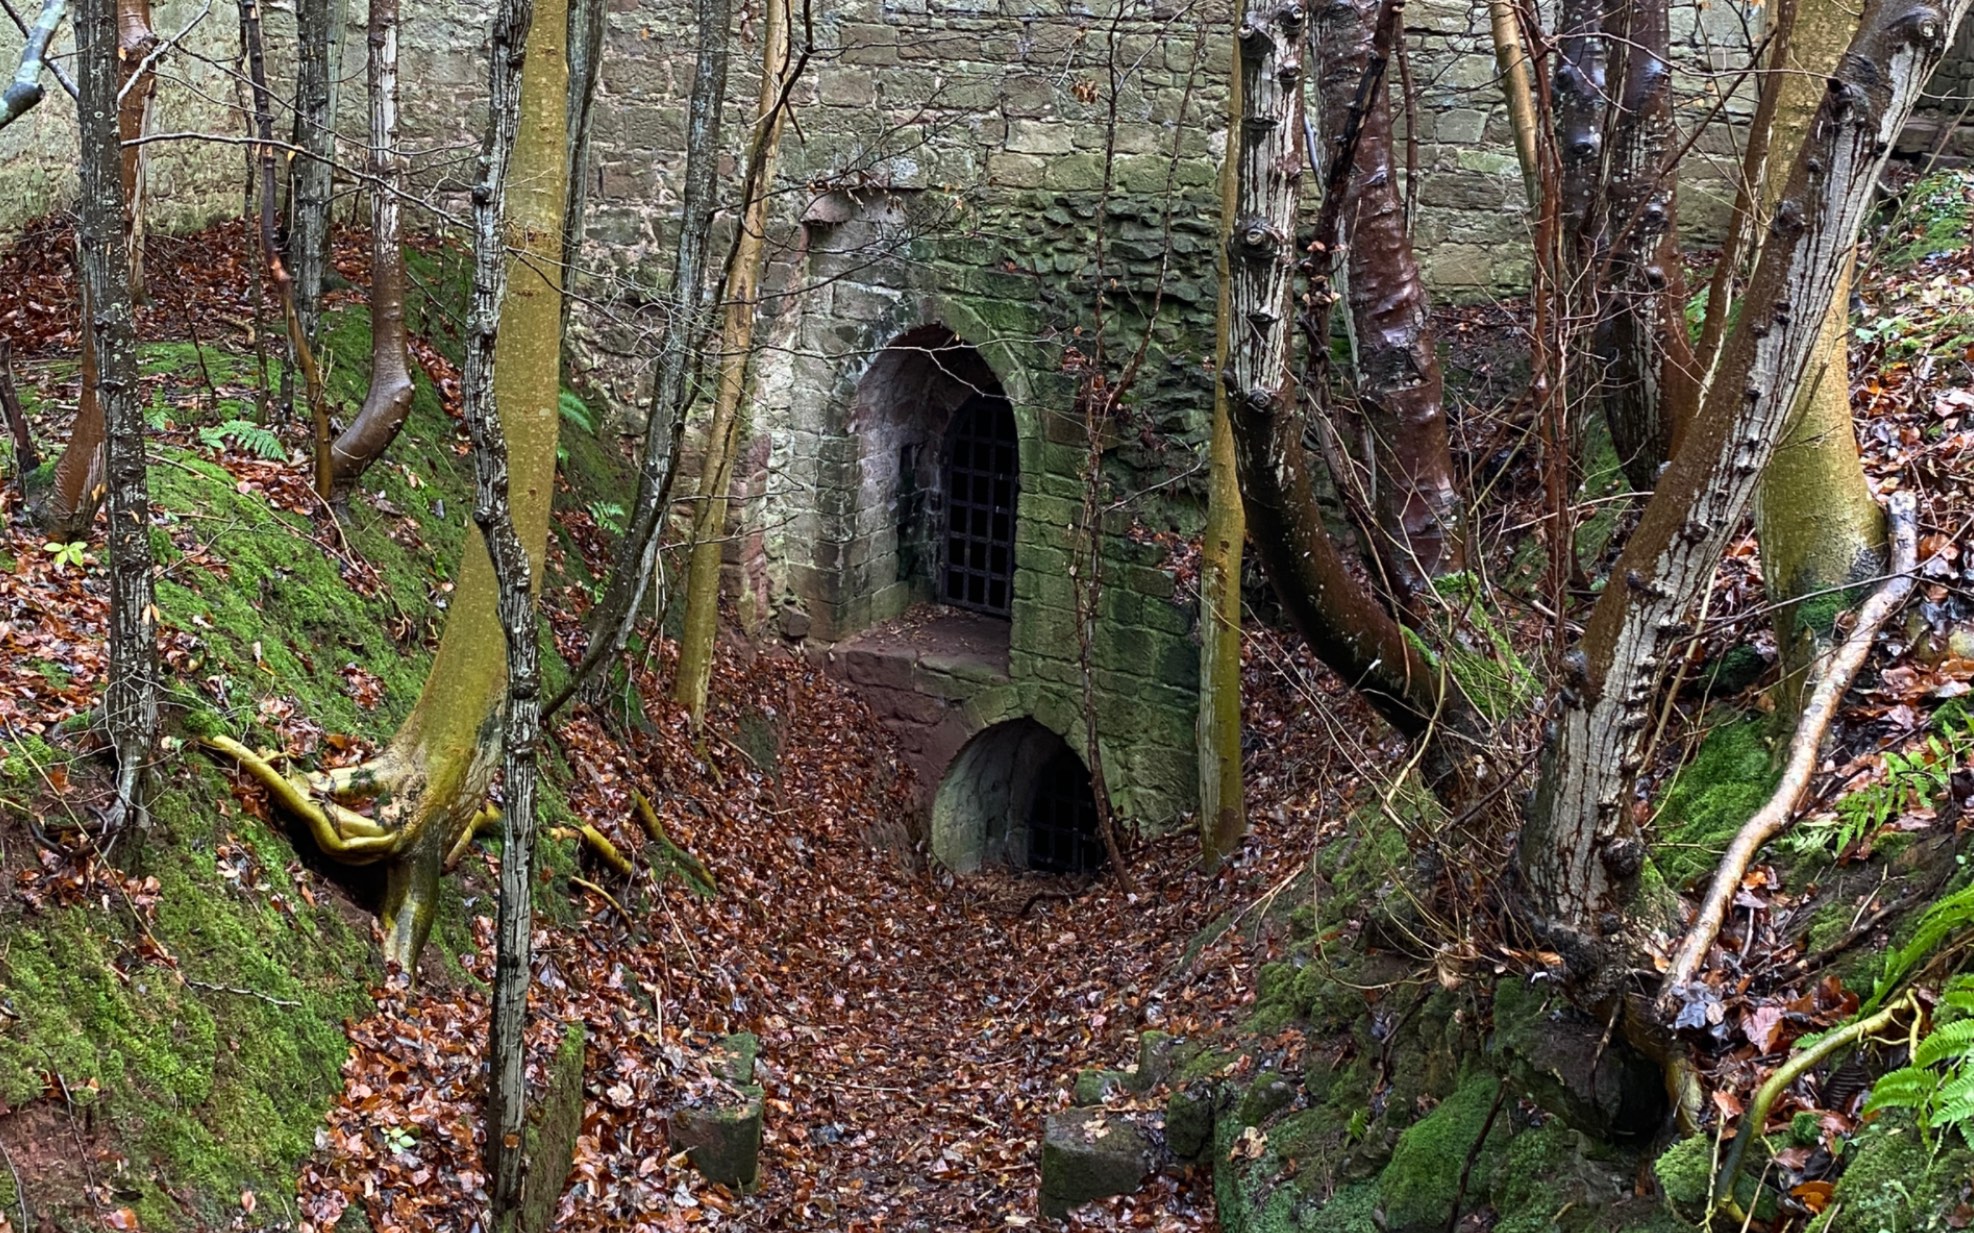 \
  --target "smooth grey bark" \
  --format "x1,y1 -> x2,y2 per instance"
543,0 -> 729,717
77,0 -> 157,824
0,0 -> 63,129
1519,0 -> 1970,971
